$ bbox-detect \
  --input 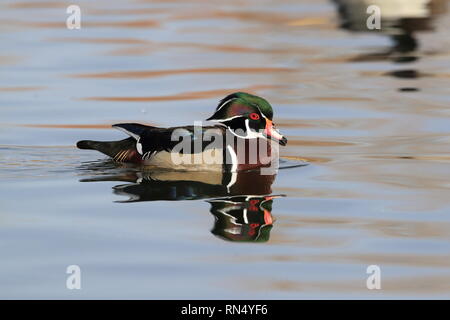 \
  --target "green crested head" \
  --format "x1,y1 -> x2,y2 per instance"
207,92 -> 274,121
206,92 -> 287,146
